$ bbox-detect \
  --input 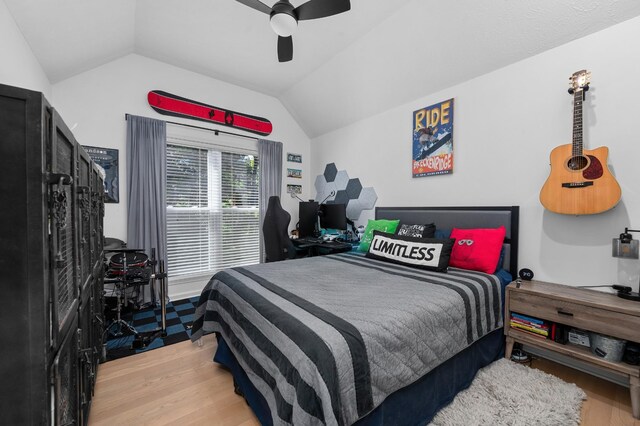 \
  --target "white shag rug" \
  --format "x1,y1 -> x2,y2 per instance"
429,358 -> 587,426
